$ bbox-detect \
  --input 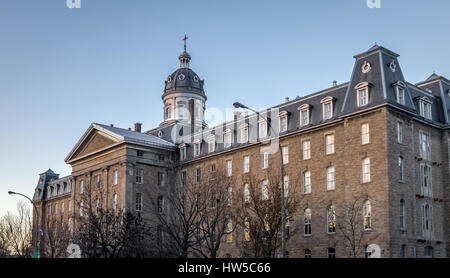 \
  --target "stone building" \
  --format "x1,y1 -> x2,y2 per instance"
32,43 -> 450,258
